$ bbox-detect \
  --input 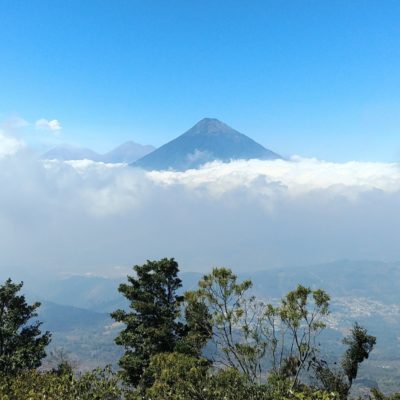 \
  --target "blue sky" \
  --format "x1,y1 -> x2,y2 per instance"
1,0 -> 400,161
